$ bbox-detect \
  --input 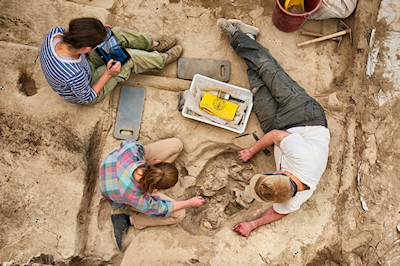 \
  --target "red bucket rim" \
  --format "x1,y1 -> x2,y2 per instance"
275,0 -> 323,17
